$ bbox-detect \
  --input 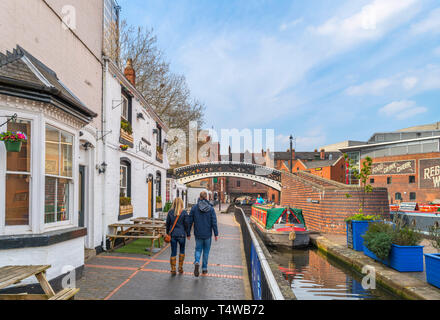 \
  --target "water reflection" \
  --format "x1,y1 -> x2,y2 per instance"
270,248 -> 398,300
